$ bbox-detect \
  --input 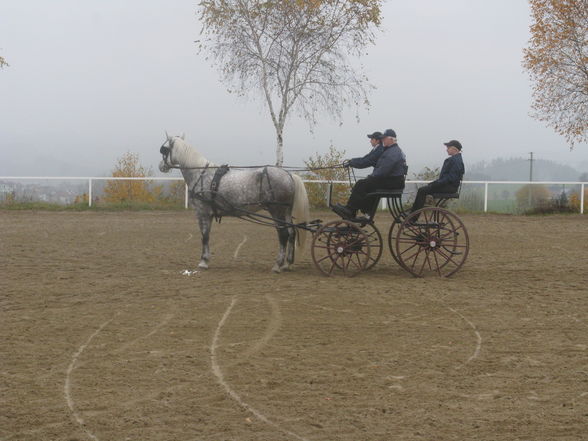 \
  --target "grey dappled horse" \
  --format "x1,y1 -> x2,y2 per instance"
159,133 -> 310,272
